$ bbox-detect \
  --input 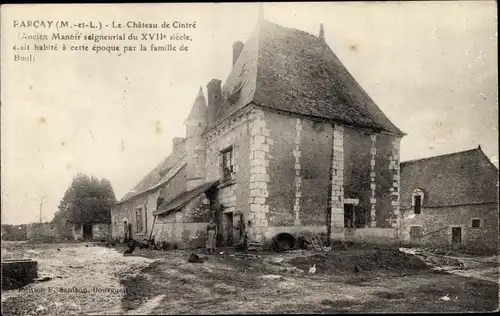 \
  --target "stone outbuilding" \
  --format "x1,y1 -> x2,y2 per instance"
111,17 -> 405,248
72,223 -> 111,241
399,146 -> 499,252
